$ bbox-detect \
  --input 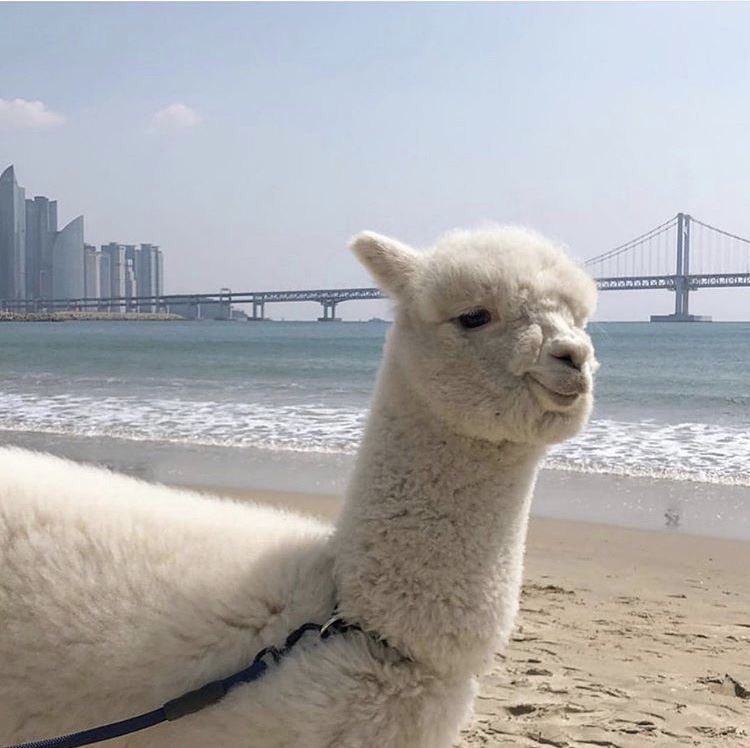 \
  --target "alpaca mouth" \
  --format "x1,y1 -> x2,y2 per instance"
527,376 -> 583,408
